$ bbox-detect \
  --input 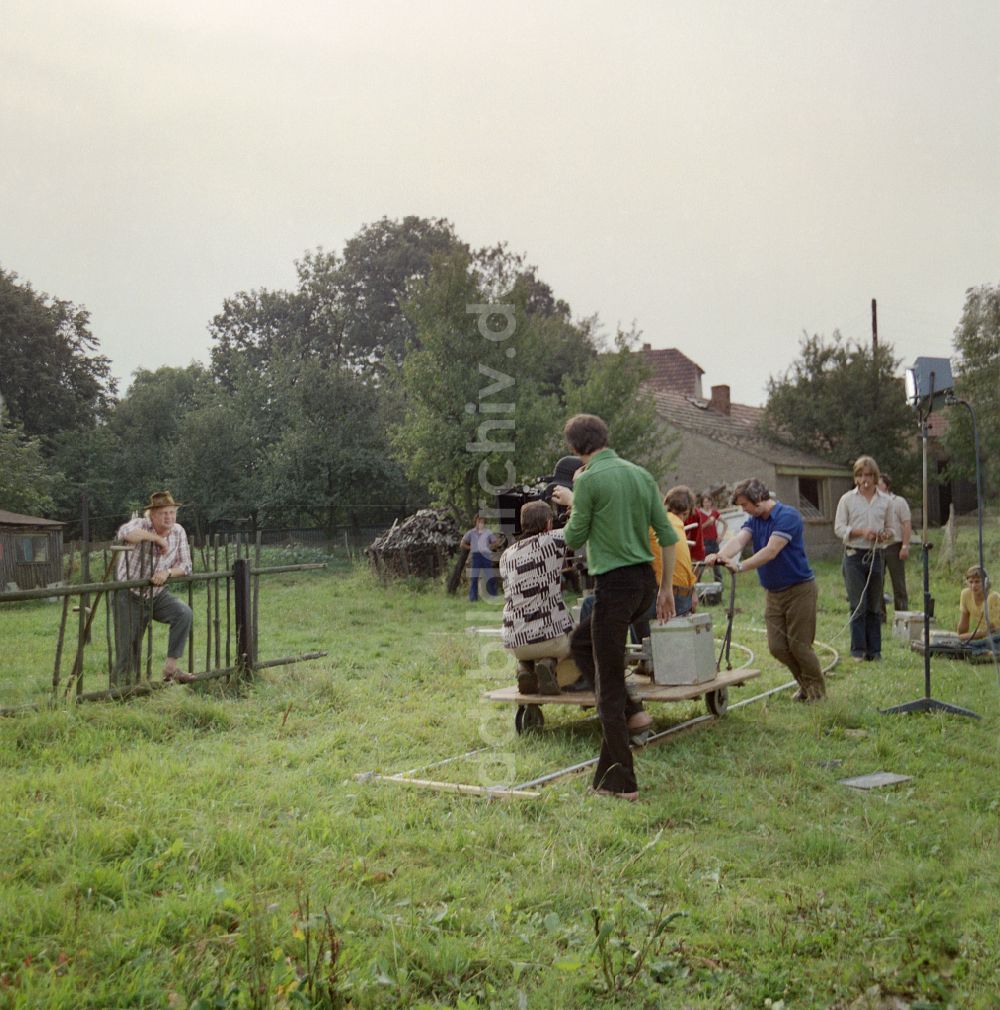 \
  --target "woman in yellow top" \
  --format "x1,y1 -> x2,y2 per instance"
958,565 -> 1000,646
664,486 -> 699,616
